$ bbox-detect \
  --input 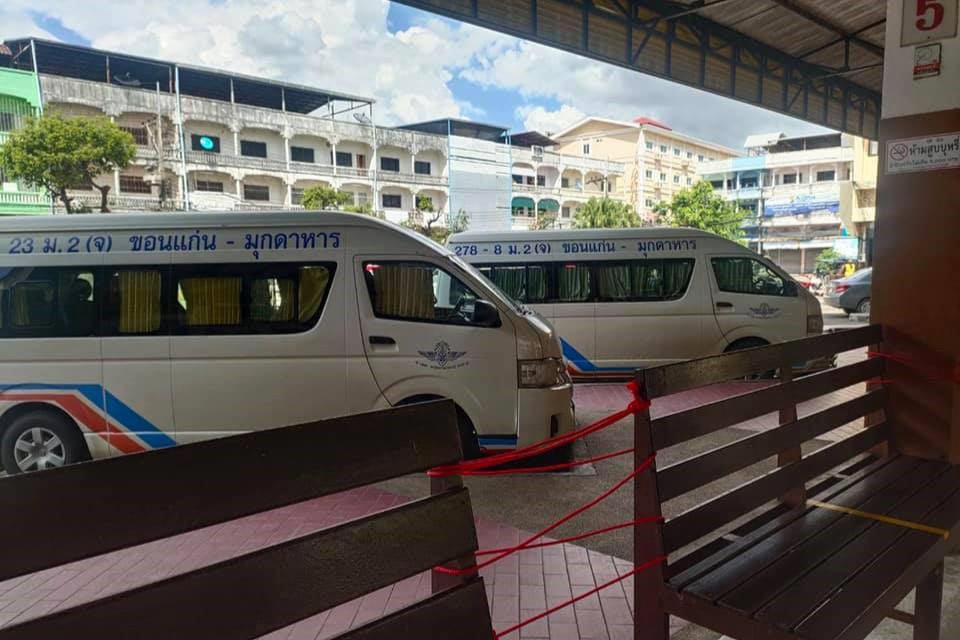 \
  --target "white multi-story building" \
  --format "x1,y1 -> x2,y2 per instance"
2,39 -> 624,232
